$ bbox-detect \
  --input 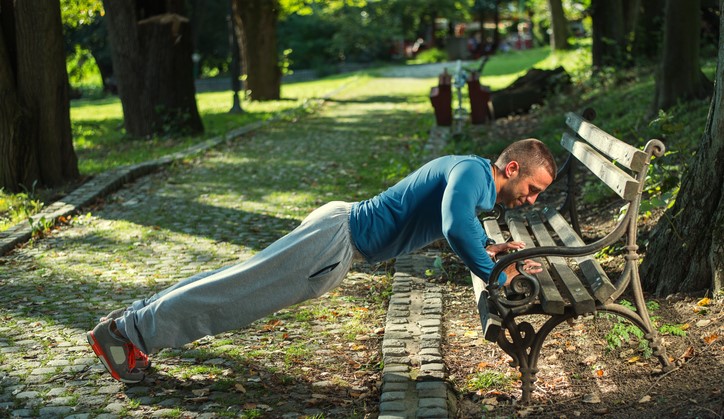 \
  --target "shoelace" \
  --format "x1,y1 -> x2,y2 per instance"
133,346 -> 149,367
125,343 -> 137,370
